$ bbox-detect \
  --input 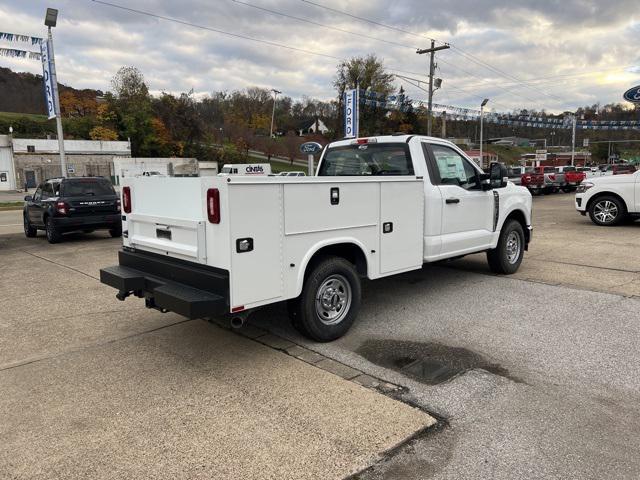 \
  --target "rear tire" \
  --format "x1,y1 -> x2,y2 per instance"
23,213 -> 37,238
109,227 -> 122,238
487,219 -> 525,274
45,216 -> 62,244
290,256 -> 361,342
588,196 -> 625,226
